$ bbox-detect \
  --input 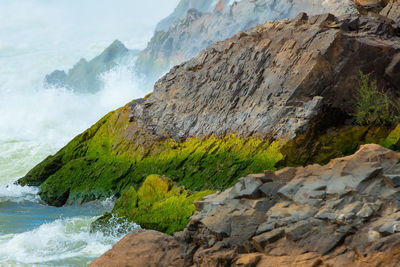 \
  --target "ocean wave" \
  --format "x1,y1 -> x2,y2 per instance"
0,183 -> 40,203
0,215 -> 139,266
